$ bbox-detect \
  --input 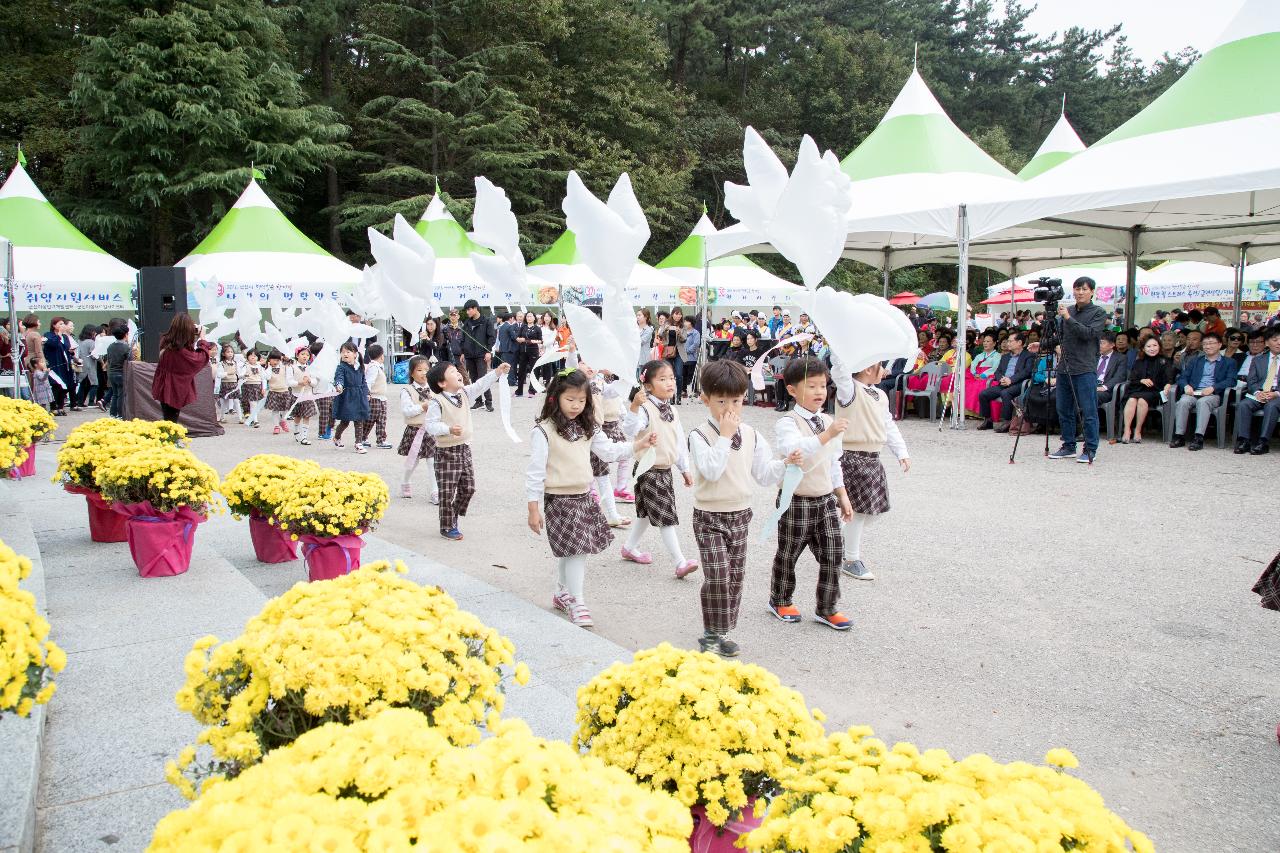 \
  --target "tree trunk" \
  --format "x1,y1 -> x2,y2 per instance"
320,35 -> 343,255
